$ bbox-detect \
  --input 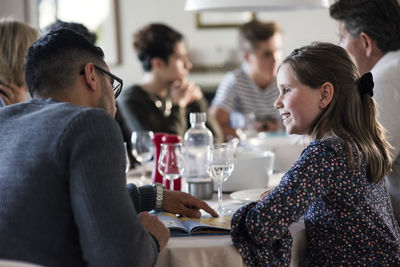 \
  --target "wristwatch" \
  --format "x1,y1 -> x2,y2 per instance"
154,183 -> 164,211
